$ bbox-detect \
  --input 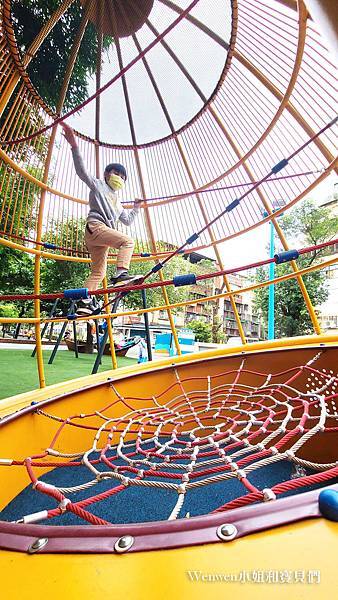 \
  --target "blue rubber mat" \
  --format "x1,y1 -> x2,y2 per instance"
1,438 -> 335,525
